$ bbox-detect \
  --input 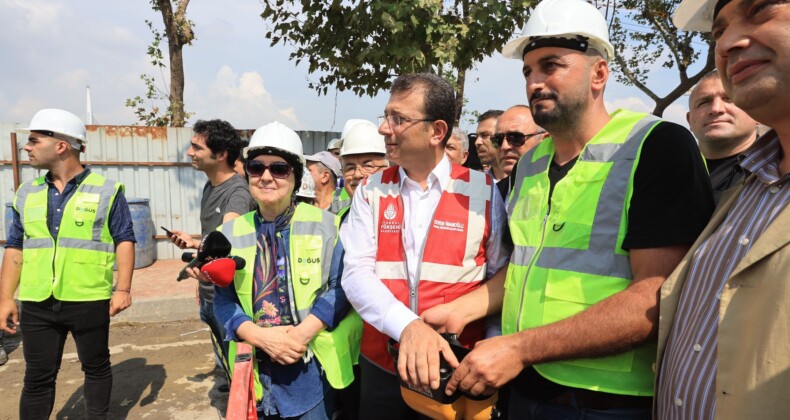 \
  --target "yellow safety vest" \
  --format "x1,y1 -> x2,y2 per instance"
14,172 -> 122,302
503,110 -> 660,396
221,203 -> 362,401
